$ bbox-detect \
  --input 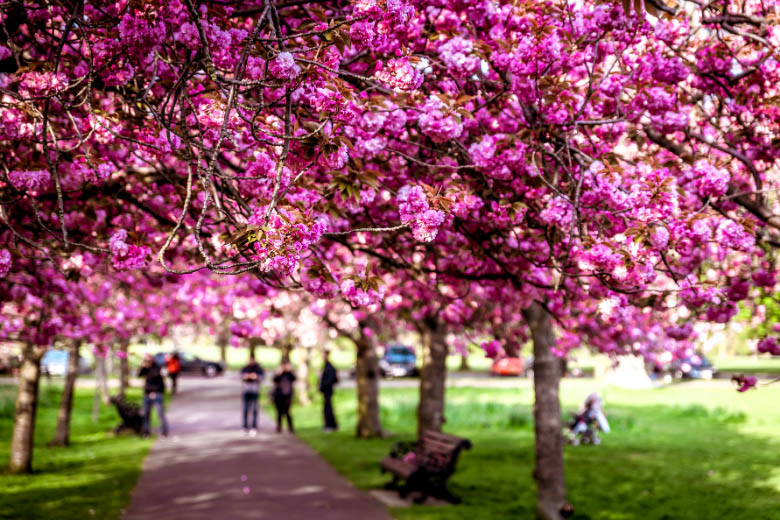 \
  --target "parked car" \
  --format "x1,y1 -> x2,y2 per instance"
379,344 -> 418,378
40,350 -> 91,377
490,357 -> 526,377
0,355 -> 21,375
667,353 -> 717,380
153,352 -> 225,377
521,356 -> 587,378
